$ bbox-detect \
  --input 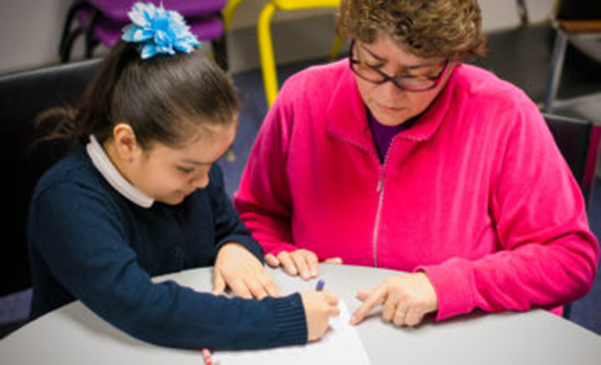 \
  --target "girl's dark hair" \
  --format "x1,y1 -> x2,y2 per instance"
38,41 -> 238,150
